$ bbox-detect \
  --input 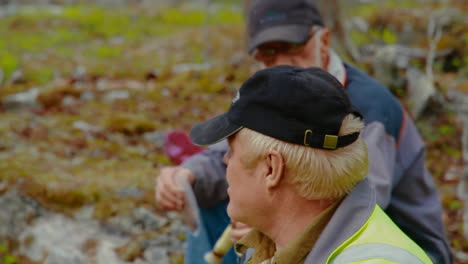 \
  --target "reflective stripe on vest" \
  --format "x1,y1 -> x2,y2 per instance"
330,243 -> 425,264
